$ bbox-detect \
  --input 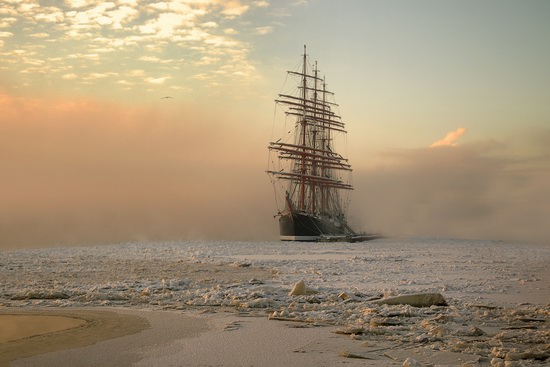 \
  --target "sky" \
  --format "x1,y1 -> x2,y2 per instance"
1,0 -> 549,249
